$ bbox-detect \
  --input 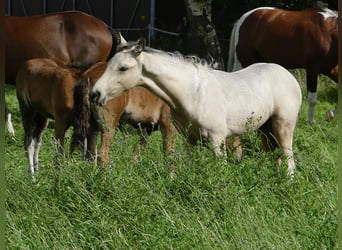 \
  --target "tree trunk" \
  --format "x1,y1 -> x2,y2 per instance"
184,0 -> 225,70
